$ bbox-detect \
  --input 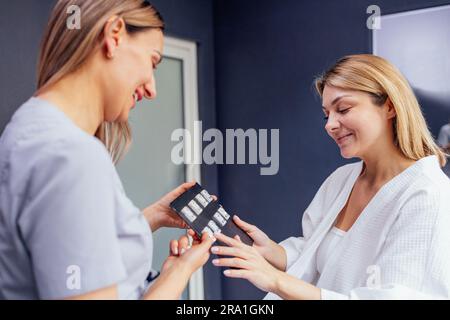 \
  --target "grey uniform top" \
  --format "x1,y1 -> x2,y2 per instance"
0,97 -> 153,299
